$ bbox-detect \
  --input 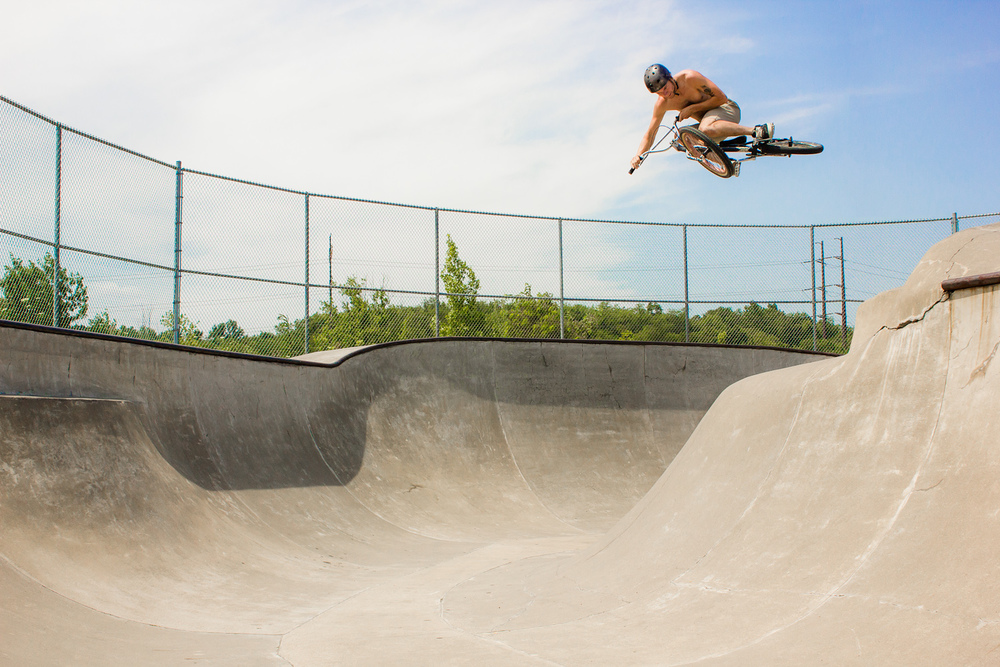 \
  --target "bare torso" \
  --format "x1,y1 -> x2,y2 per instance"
653,70 -> 726,121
